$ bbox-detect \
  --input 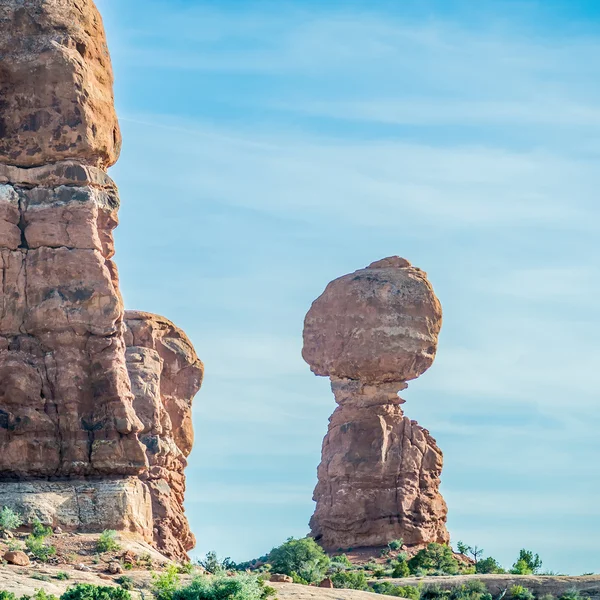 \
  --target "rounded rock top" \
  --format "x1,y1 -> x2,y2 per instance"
302,256 -> 442,383
0,0 -> 121,168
